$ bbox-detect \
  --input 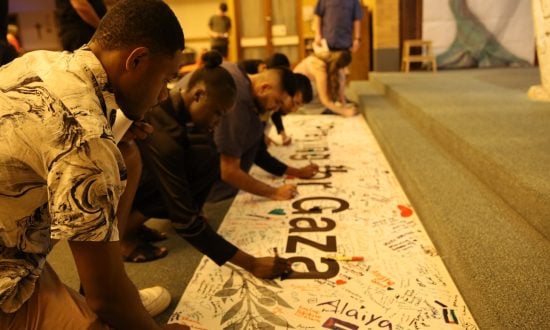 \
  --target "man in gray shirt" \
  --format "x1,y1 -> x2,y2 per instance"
208,62 -> 318,203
